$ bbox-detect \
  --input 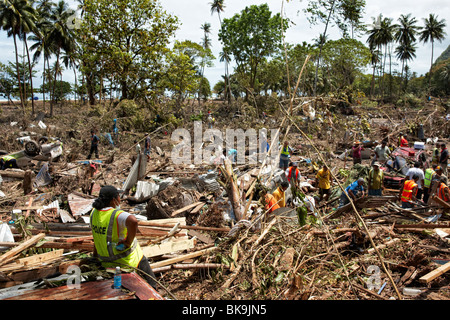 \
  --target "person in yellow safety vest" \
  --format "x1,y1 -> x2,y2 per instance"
279,141 -> 290,171
399,175 -> 419,209
398,133 -> 408,148
272,181 -> 289,208
90,185 -> 157,288
368,162 -> 384,196
423,164 -> 437,203
437,176 -> 450,202
431,143 -> 440,165
285,162 -> 301,186
0,155 -> 18,170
